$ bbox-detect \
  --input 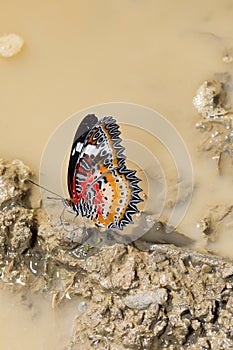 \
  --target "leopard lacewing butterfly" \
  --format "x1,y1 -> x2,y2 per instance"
64,114 -> 143,230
